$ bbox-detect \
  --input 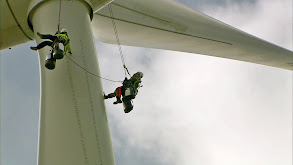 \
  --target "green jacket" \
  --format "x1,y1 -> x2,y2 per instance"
56,33 -> 71,54
130,77 -> 141,93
